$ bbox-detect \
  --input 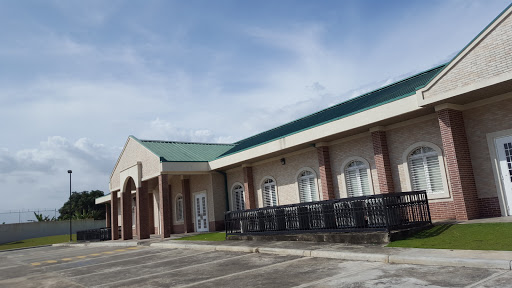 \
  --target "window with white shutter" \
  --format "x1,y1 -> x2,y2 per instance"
344,160 -> 371,197
262,178 -> 277,207
298,170 -> 318,202
176,194 -> 184,222
232,184 -> 245,211
408,146 -> 444,194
